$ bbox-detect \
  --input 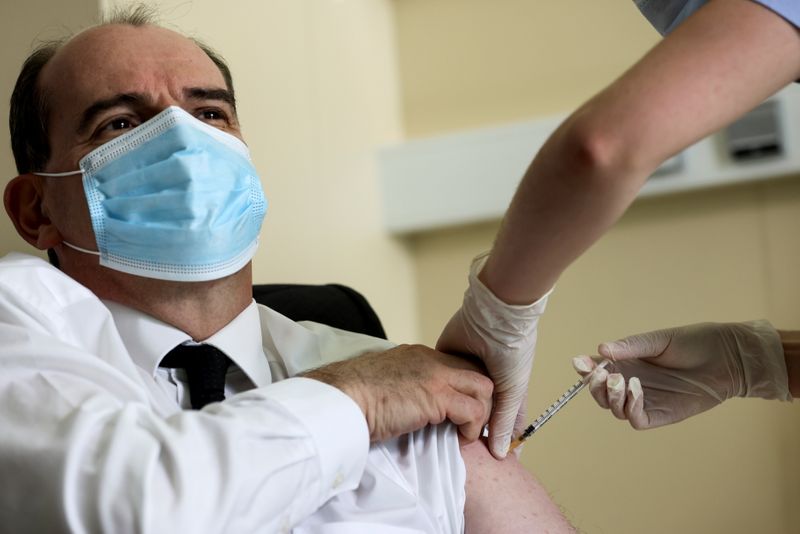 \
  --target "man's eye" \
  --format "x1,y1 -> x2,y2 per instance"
198,108 -> 228,123
97,117 -> 138,137
108,118 -> 135,130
